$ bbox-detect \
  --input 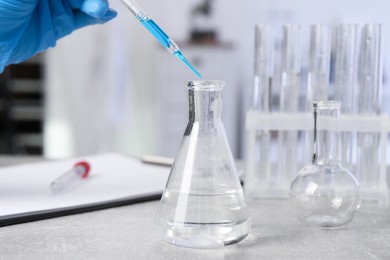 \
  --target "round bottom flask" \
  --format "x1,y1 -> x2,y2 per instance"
155,80 -> 251,248
290,101 -> 360,229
